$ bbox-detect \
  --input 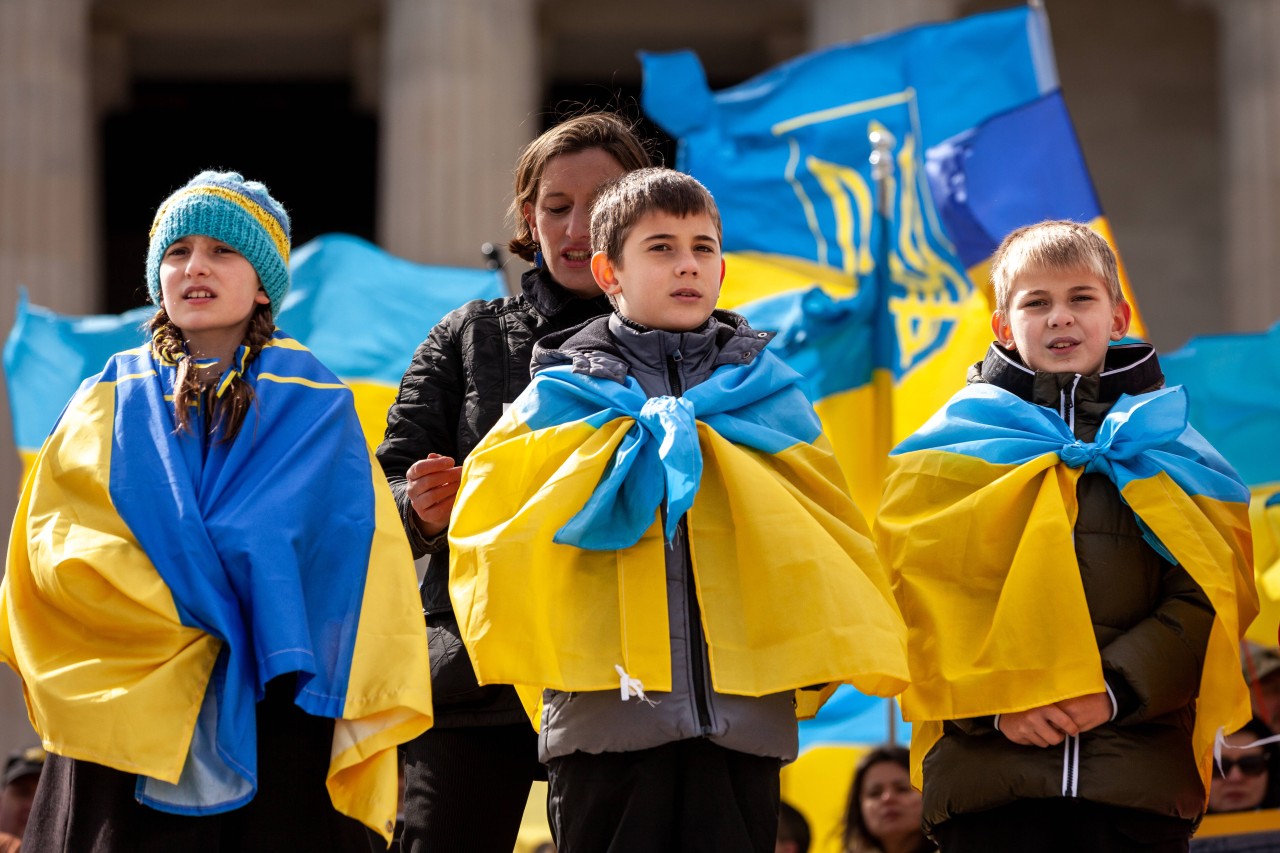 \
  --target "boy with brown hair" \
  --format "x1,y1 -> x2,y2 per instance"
447,167 -> 910,852
877,220 -> 1257,852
